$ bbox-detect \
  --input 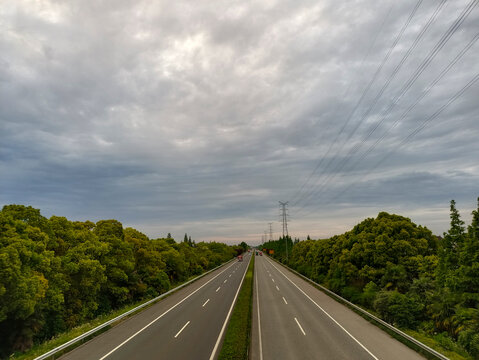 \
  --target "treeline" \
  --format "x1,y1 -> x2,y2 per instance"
0,205 -> 241,357
263,198 -> 479,358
